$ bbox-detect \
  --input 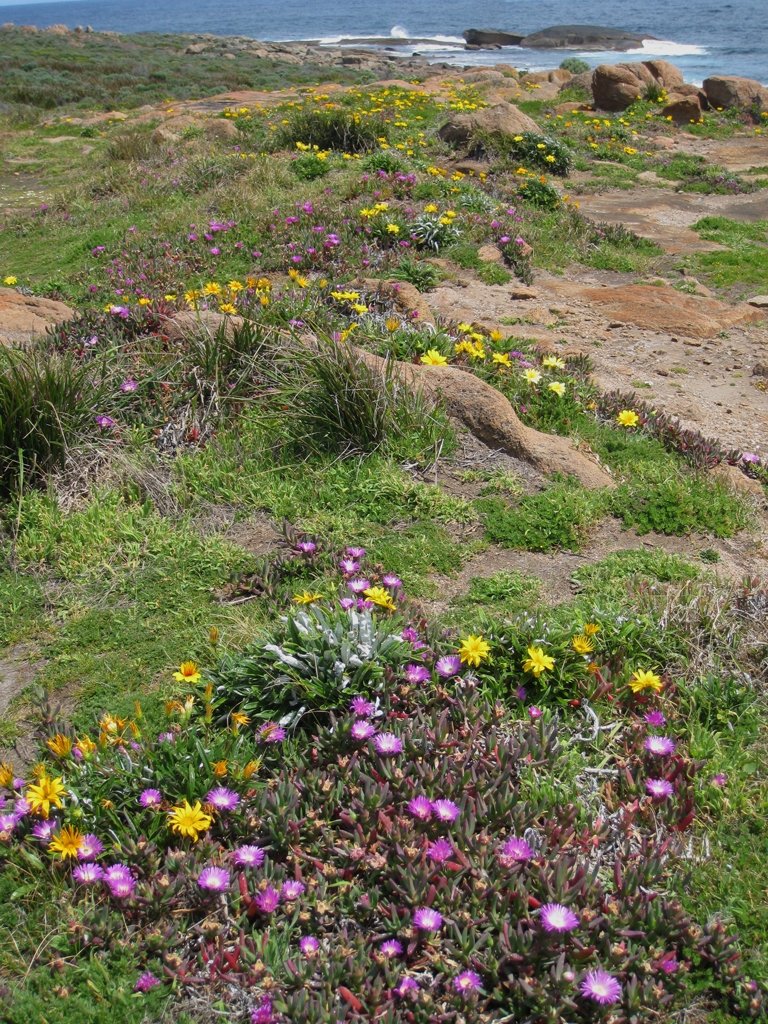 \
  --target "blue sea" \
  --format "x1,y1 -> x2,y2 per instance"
0,0 -> 766,85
